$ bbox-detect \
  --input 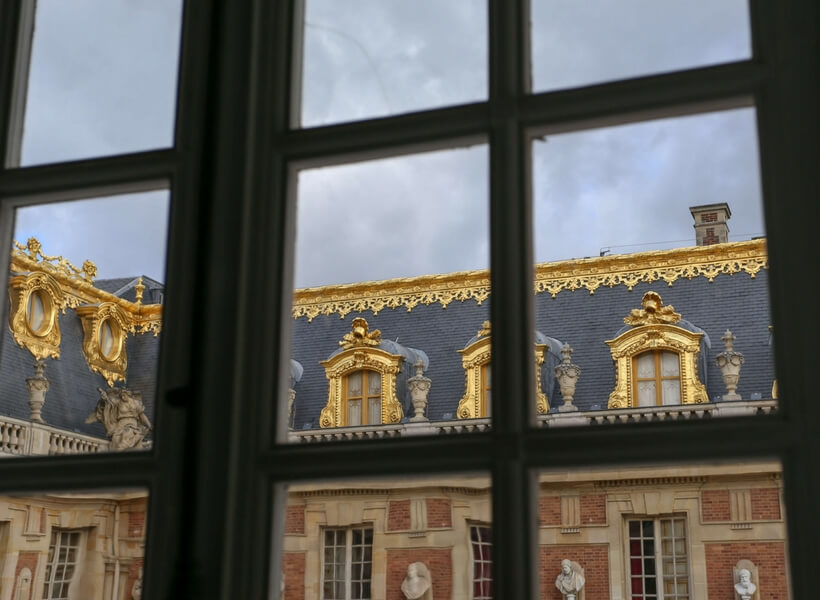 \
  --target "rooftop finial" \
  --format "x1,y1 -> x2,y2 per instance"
135,277 -> 145,305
